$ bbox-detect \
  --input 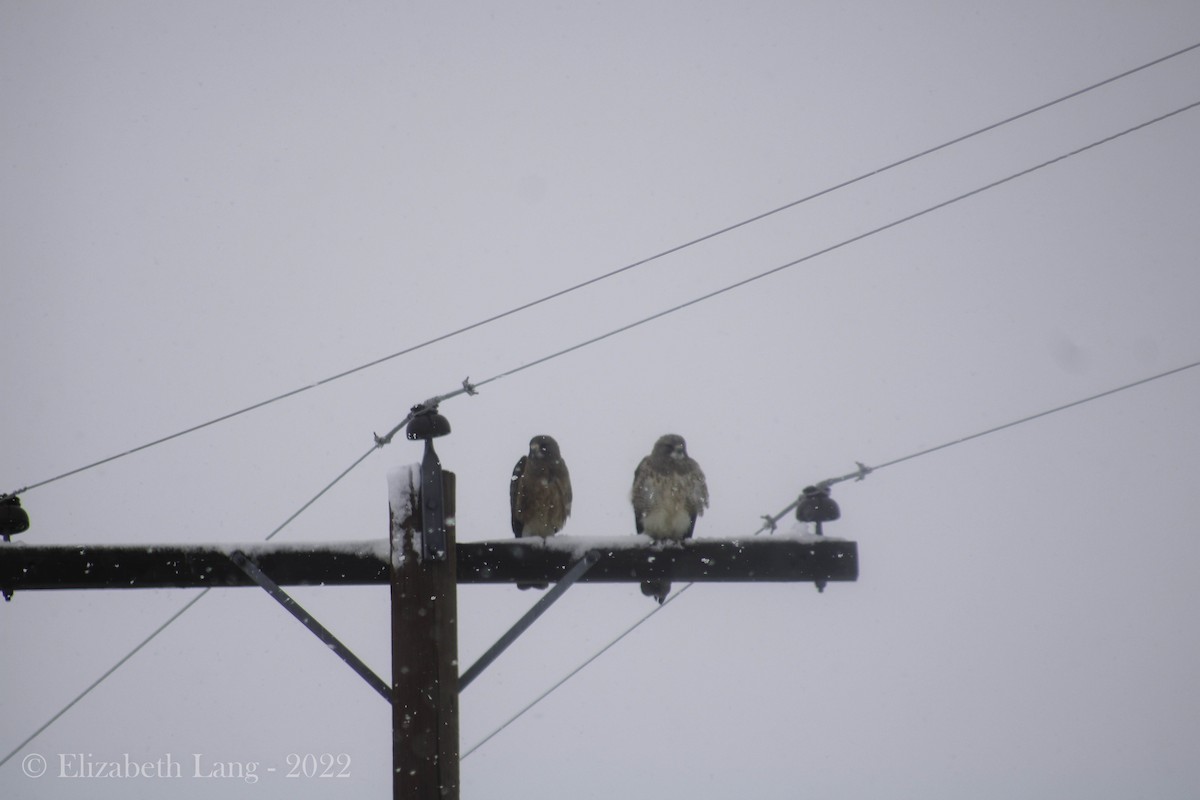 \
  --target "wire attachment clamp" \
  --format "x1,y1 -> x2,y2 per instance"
406,405 -> 451,561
